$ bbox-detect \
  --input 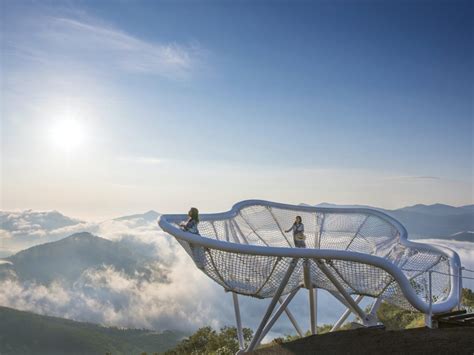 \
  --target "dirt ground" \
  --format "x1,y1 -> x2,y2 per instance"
252,327 -> 474,355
